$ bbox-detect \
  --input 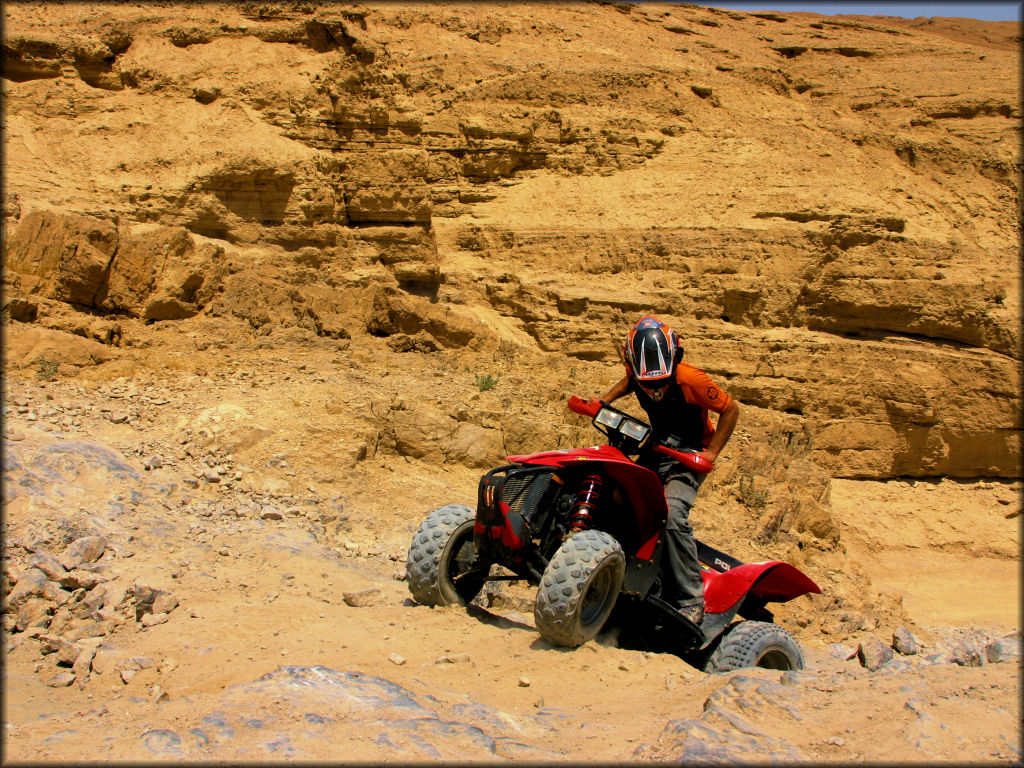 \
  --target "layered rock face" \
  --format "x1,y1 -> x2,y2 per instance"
3,2 -> 1020,483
